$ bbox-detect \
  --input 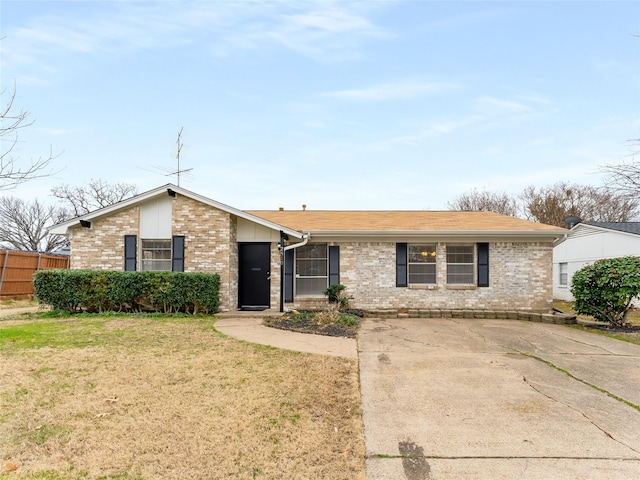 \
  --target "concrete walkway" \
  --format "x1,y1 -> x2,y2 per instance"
214,312 -> 358,359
